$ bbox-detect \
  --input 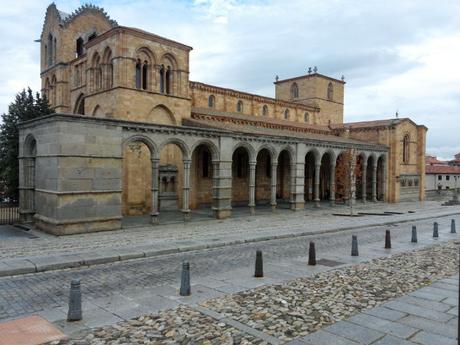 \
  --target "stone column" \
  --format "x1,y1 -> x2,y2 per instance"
290,163 -> 296,210
248,161 -> 256,215
362,161 -> 367,203
182,159 -> 191,221
382,156 -> 387,202
271,162 -> 277,211
372,160 -> 378,202
212,160 -> 232,219
329,161 -> 336,206
314,163 -> 321,207
150,158 -> 160,224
